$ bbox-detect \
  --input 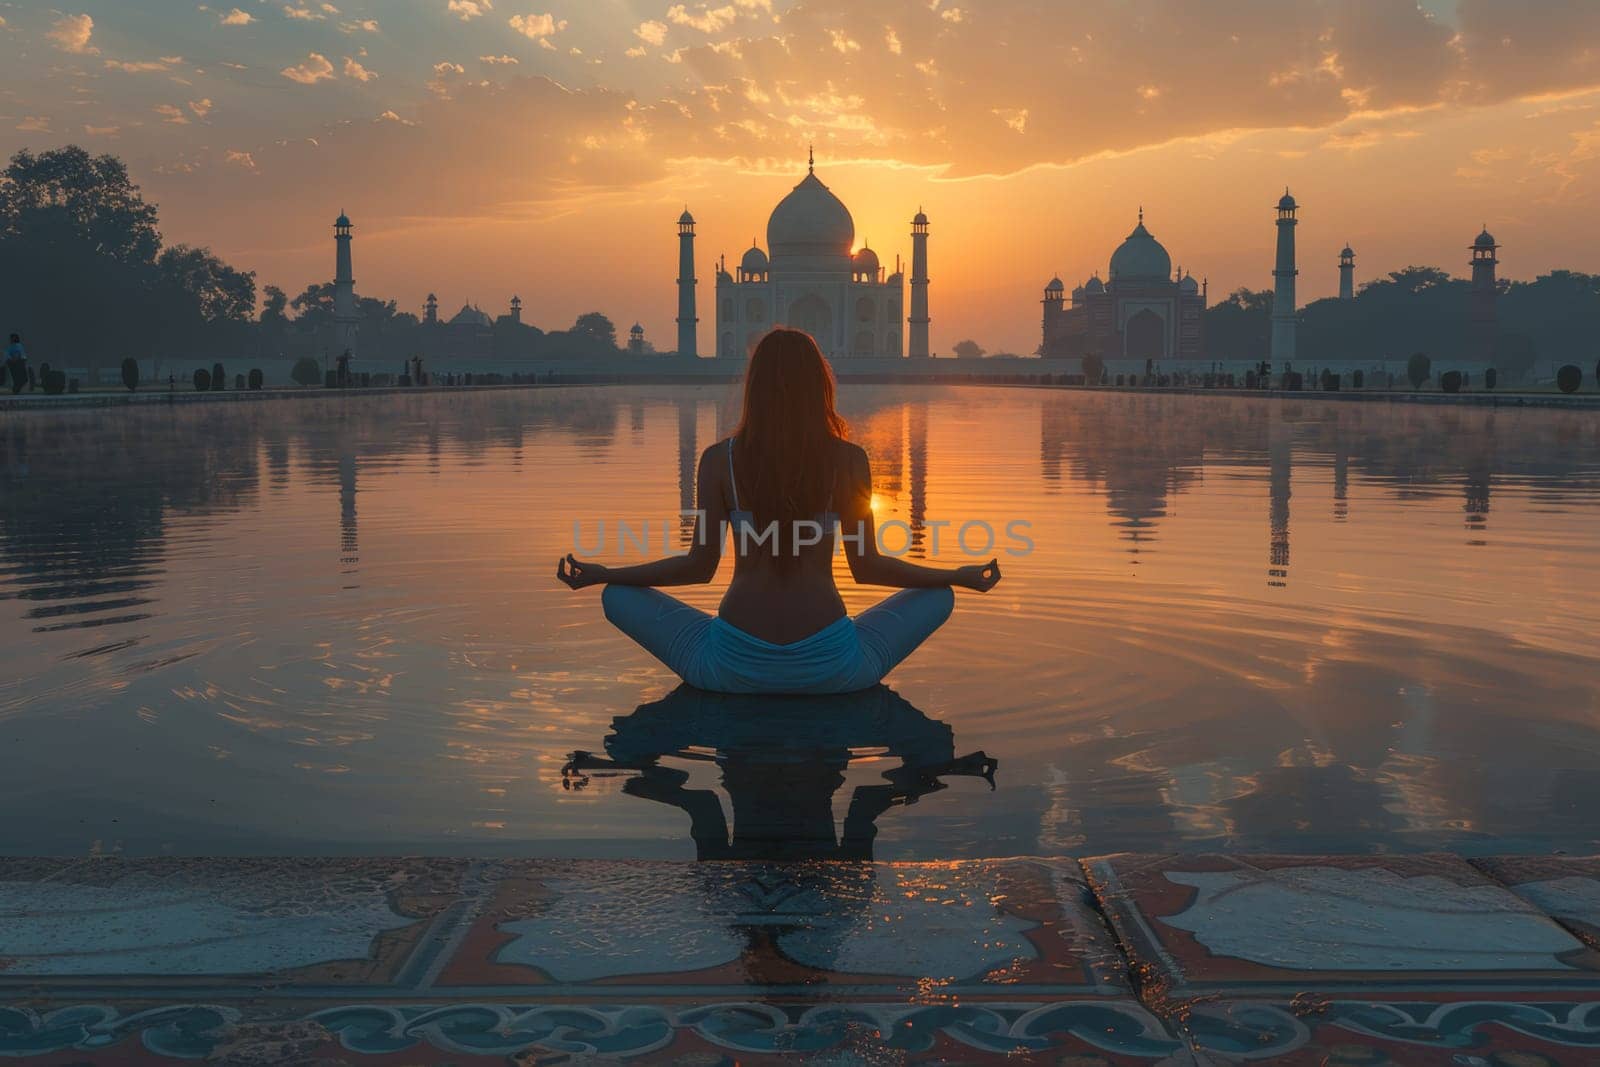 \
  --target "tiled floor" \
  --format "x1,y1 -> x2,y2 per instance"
5,855 -> 1600,1063
1087,853 -> 1600,1064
